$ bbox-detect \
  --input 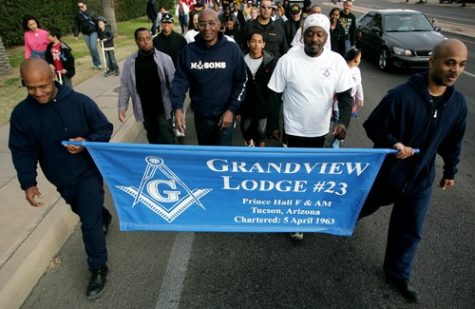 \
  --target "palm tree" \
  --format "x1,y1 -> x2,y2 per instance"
103,0 -> 118,35
0,36 -> 11,75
